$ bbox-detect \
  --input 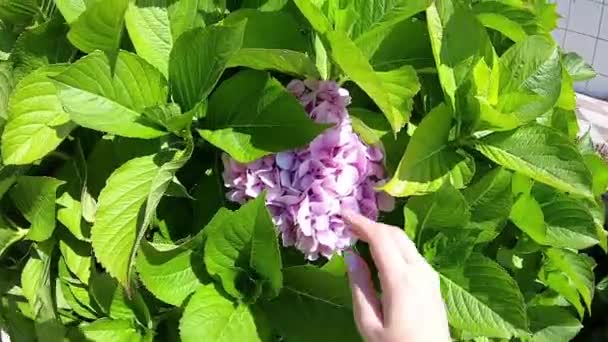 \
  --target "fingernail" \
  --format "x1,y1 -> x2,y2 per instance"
344,249 -> 359,272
